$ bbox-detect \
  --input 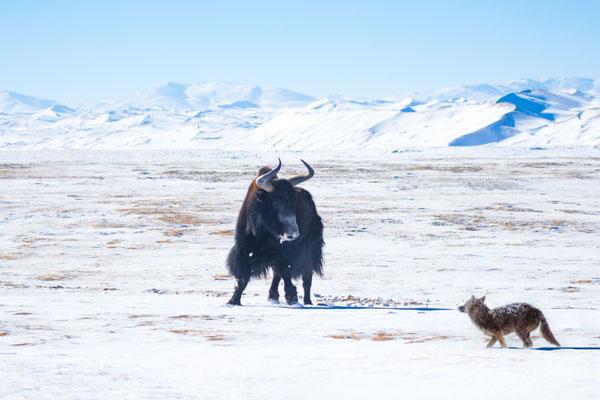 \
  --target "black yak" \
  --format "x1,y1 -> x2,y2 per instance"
226,159 -> 324,306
